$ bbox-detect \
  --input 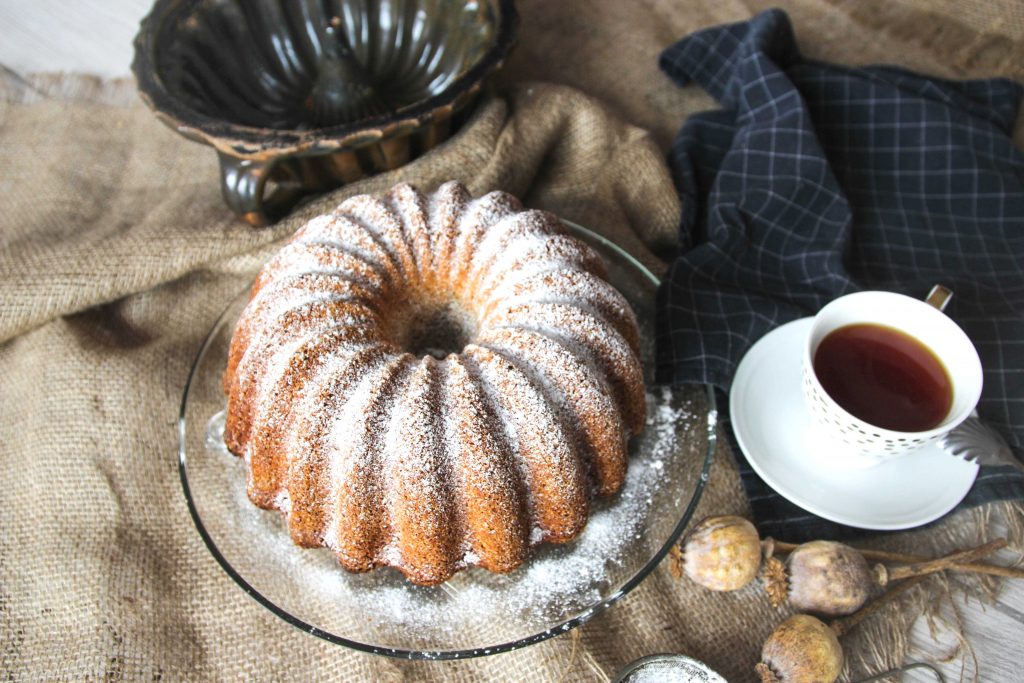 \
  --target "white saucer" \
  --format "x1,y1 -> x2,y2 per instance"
729,318 -> 978,530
